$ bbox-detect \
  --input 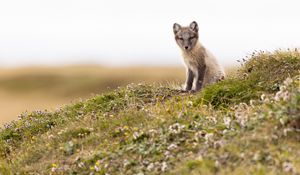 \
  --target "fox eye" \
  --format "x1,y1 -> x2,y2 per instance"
178,38 -> 183,41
